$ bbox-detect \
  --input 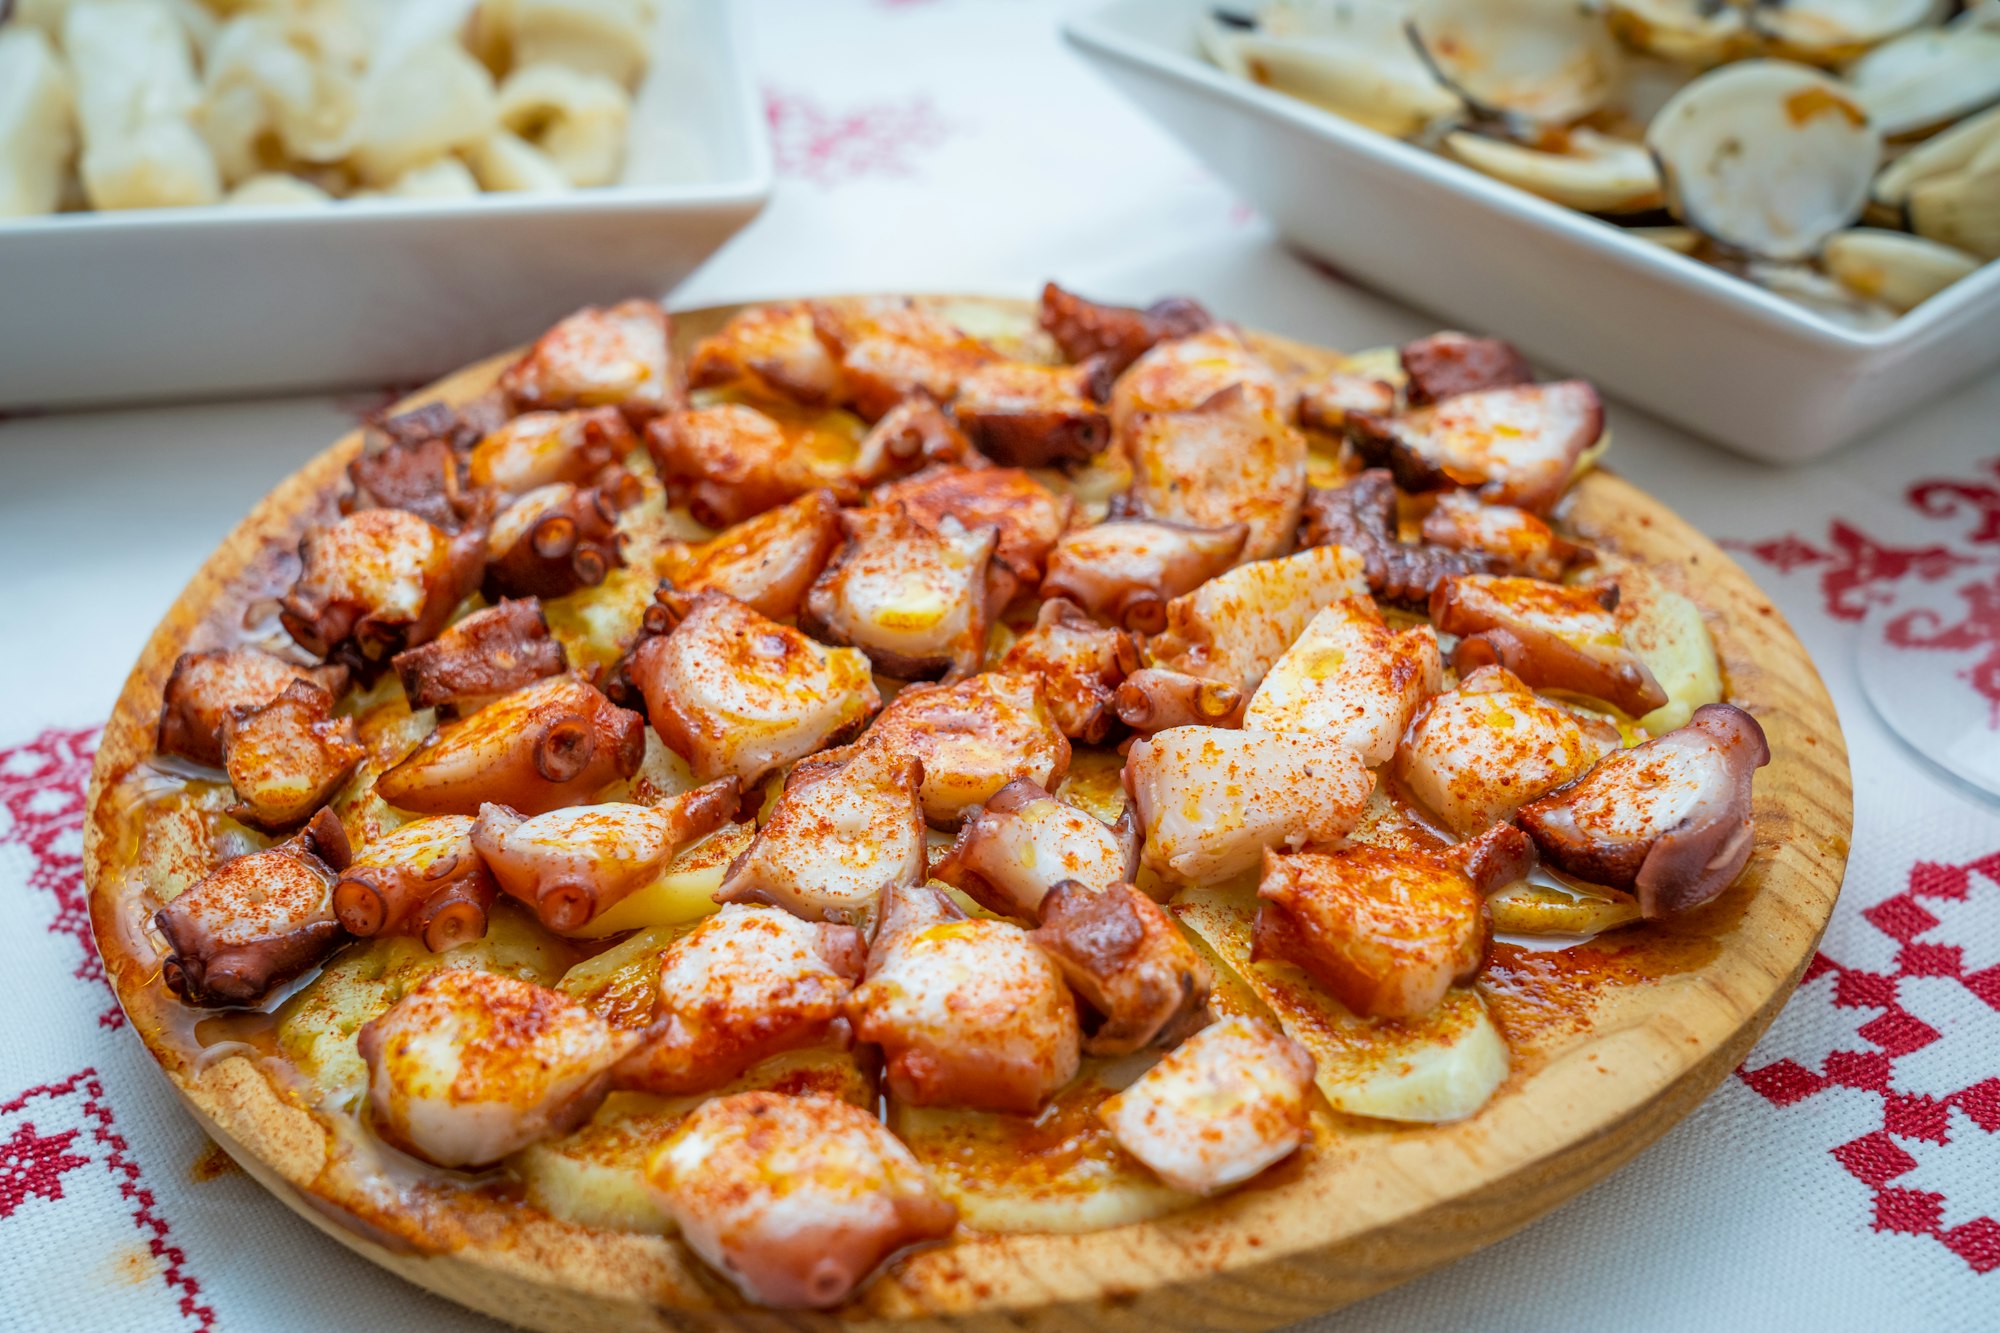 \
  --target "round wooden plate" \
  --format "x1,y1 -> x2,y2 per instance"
85,298 -> 1853,1332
